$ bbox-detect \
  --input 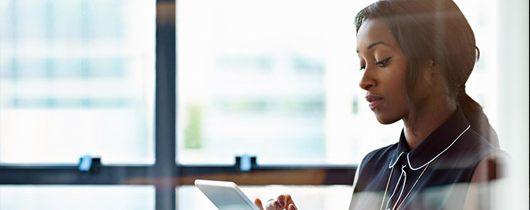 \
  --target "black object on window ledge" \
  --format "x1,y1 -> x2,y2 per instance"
235,155 -> 257,172
78,155 -> 102,174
